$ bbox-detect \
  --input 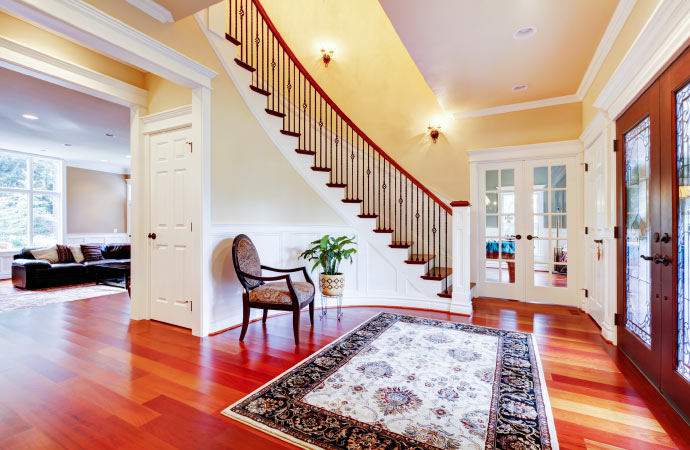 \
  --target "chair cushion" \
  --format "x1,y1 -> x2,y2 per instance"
249,281 -> 314,305
235,236 -> 262,288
